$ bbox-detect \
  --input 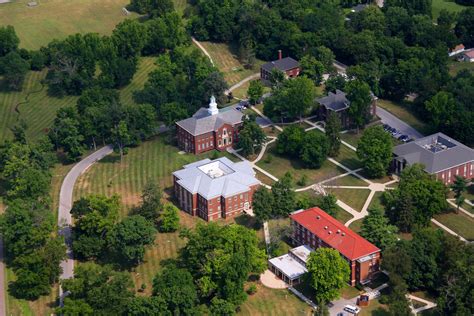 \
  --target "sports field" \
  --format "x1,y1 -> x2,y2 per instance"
0,0 -> 137,50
